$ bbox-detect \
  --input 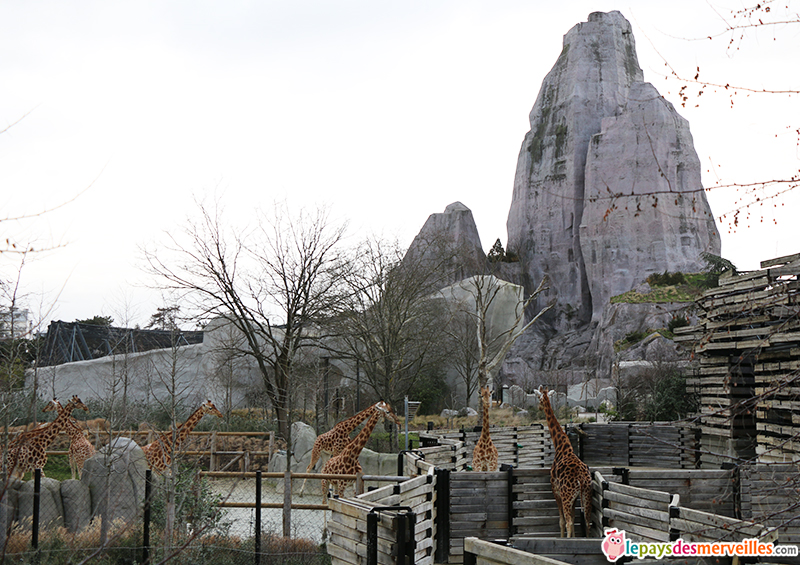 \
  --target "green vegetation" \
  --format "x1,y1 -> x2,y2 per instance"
74,315 -> 114,326
42,454 -> 72,482
613,329 -> 658,352
487,239 -> 519,263
647,271 -> 687,286
667,315 -> 689,333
